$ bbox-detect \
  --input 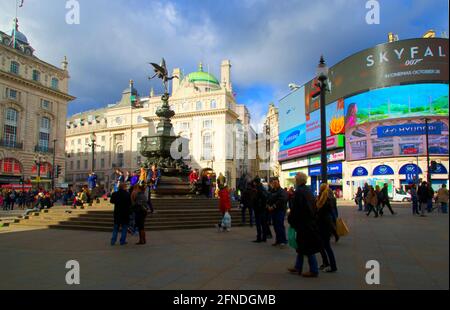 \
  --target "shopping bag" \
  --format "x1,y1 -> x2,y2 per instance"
336,217 -> 349,236
222,212 -> 231,228
288,226 -> 298,249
